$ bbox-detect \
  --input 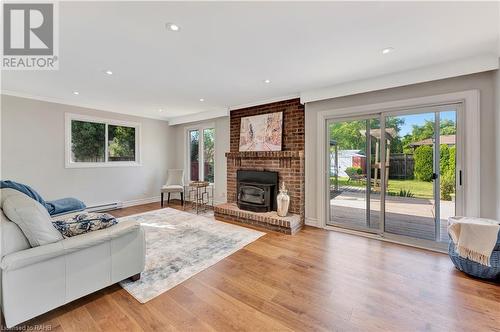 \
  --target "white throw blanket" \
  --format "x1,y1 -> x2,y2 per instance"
448,216 -> 500,266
